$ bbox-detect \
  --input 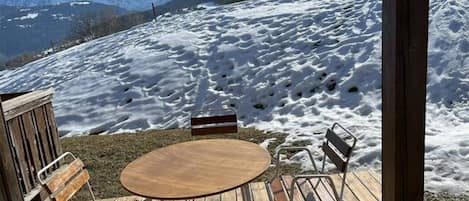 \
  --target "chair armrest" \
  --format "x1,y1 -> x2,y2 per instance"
270,146 -> 320,182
